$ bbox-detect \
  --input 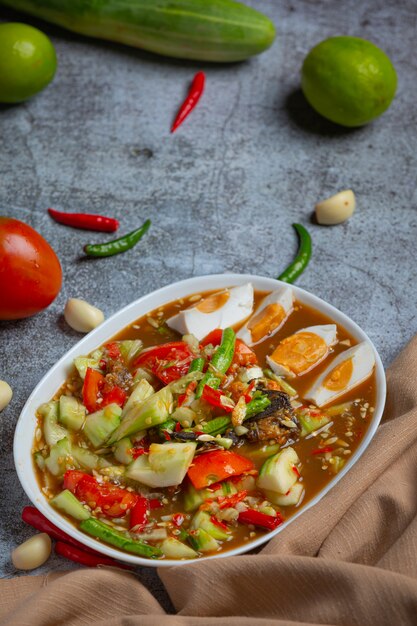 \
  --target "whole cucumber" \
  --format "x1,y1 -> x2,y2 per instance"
1,0 -> 276,62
